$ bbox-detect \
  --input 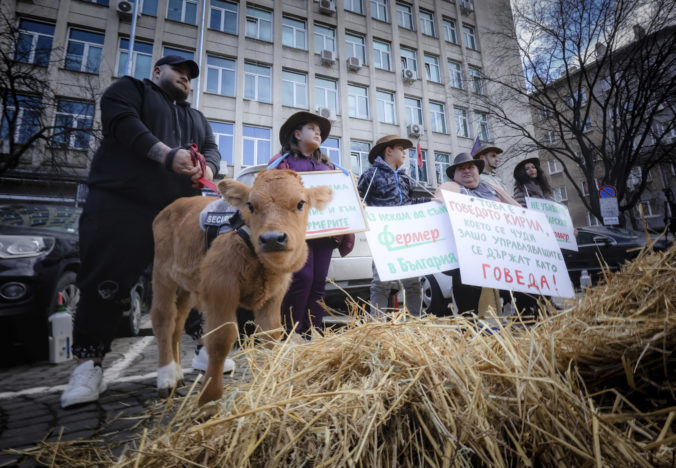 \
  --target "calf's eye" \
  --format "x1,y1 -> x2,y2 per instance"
246,202 -> 254,213
297,200 -> 307,211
